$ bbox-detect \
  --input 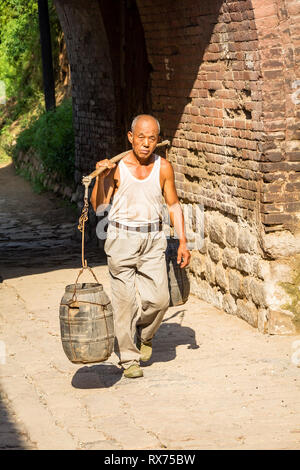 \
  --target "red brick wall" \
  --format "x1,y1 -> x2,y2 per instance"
137,0 -> 264,225
253,0 -> 300,232
136,0 -> 300,233
54,0 -> 300,233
